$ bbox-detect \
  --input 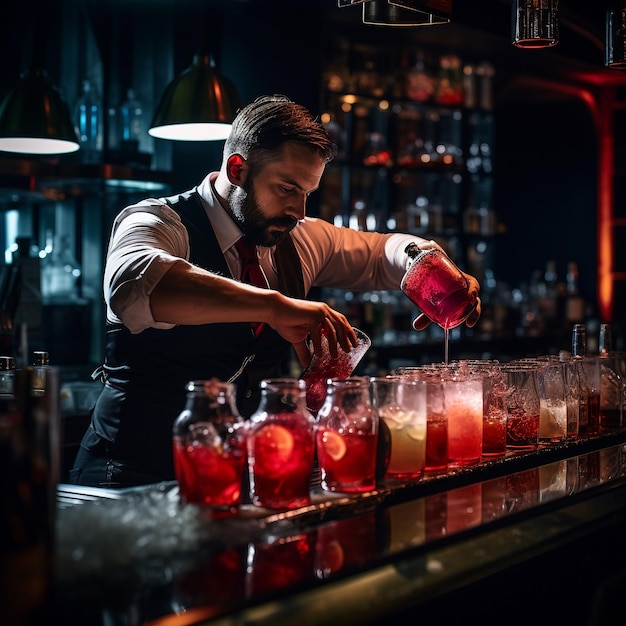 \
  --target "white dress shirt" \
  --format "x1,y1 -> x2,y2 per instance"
104,171 -> 427,334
